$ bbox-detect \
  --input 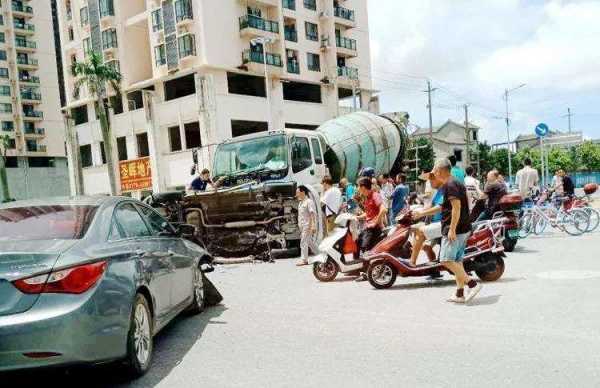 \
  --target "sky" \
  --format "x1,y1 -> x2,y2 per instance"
367,0 -> 600,144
